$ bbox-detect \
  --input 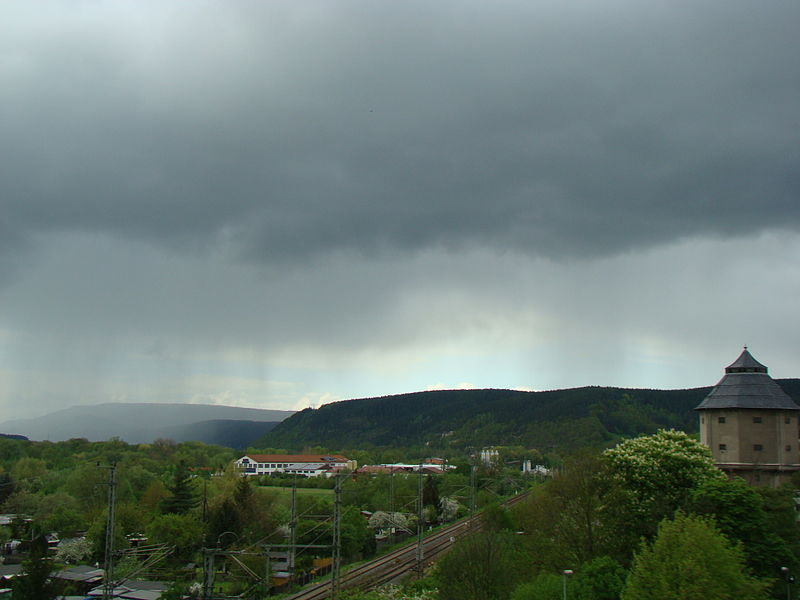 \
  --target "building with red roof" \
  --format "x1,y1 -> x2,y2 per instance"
234,454 -> 354,477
